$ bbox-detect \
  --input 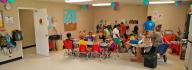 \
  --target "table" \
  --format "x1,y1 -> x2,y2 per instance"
129,43 -> 152,63
73,41 -> 108,47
